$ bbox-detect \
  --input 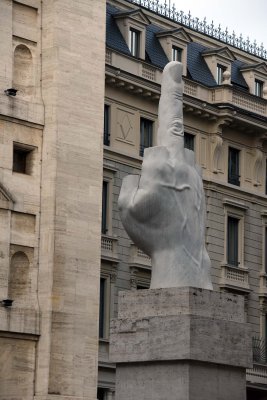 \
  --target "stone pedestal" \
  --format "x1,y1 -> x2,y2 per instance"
110,287 -> 252,400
